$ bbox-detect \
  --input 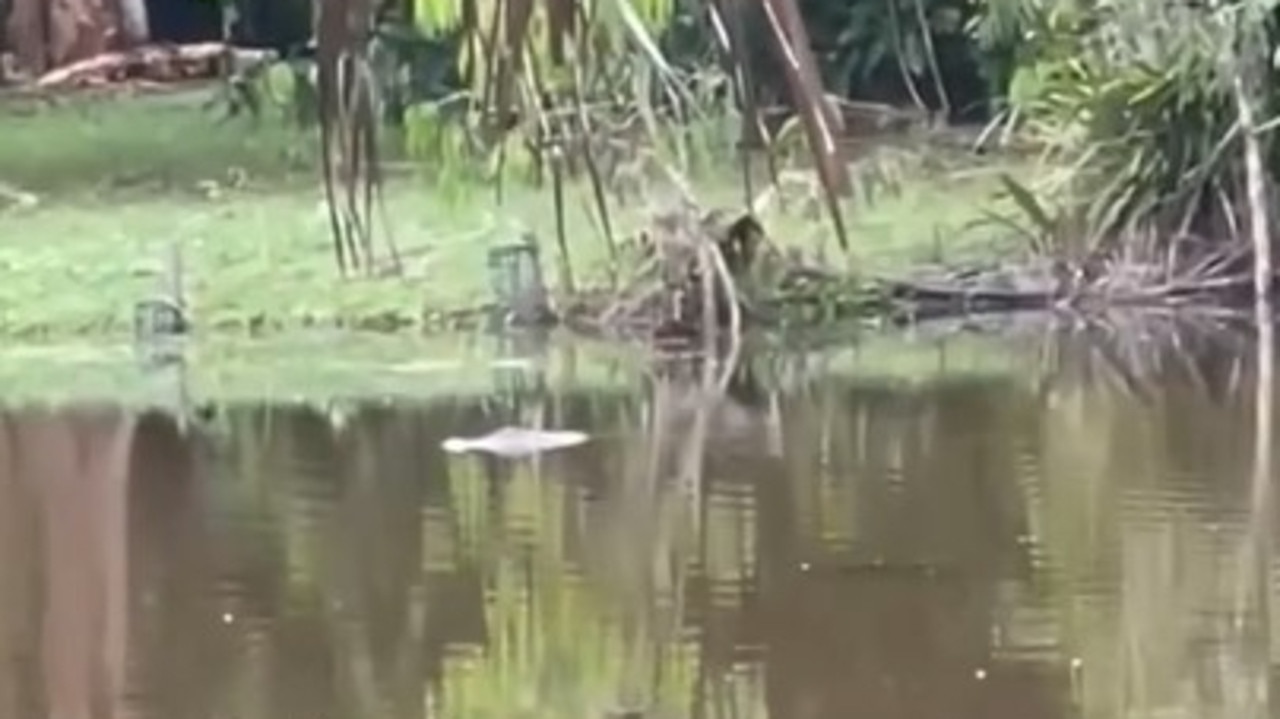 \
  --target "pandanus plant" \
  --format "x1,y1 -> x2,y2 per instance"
312,0 -> 854,277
